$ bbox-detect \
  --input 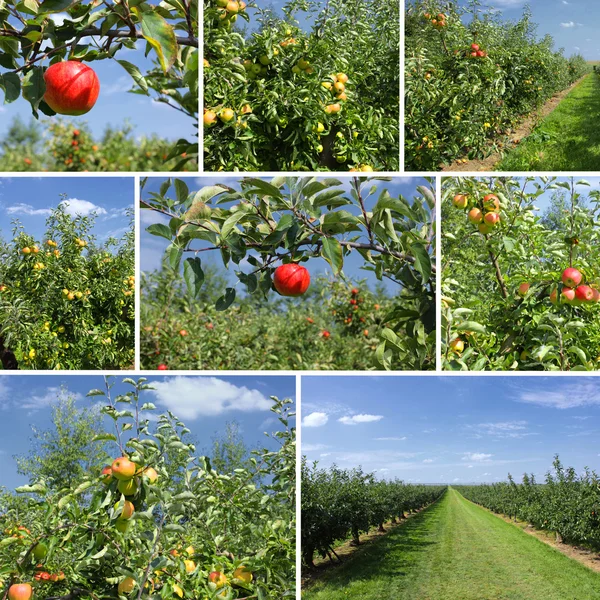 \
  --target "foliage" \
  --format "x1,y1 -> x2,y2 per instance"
301,459 -> 446,567
141,177 -> 436,370
405,0 -> 591,170
0,377 -> 296,599
442,176 -> 600,371
0,117 -> 197,172
456,456 -> 600,550
0,0 -> 198,170
204,0 -> 399,171
0,203 -> 135,370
